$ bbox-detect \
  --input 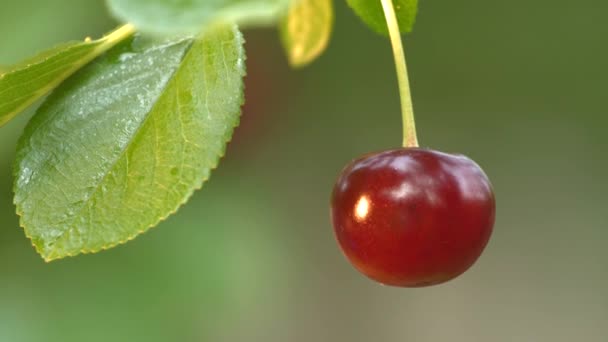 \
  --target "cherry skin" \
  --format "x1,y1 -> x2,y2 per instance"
331,148 -> 495,287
